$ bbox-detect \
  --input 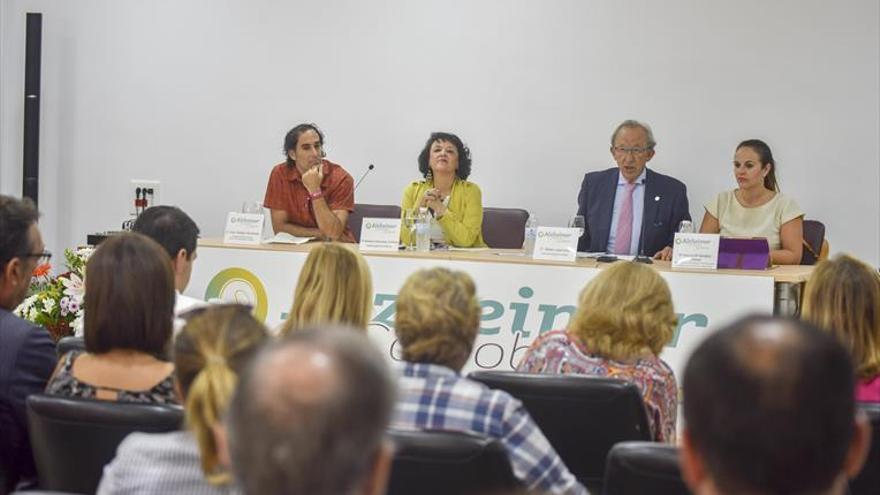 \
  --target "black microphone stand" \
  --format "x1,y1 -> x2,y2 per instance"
633,198 -> 656,264
354,164 -> 375,191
